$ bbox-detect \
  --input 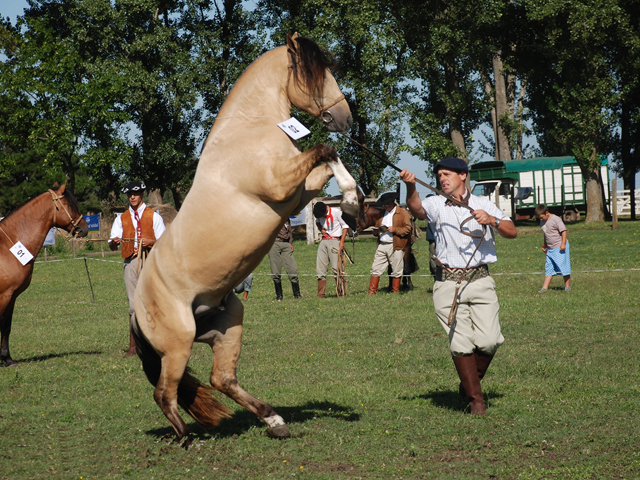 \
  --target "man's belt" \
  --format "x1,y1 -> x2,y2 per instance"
275,237 -> 290,242
322,235 -> 338,240
436,264 -> 489,283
